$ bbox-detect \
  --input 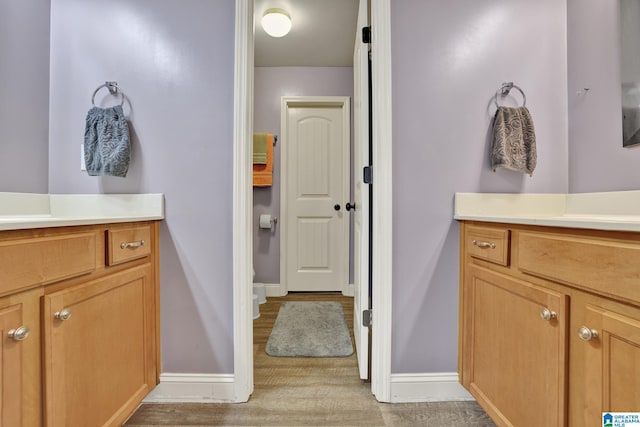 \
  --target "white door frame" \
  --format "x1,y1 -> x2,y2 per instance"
232,0 -> 393,402
280,96 -> 351,295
